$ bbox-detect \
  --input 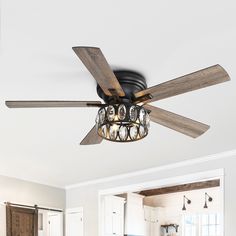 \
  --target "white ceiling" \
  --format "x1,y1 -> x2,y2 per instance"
0,0 -> 236,188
